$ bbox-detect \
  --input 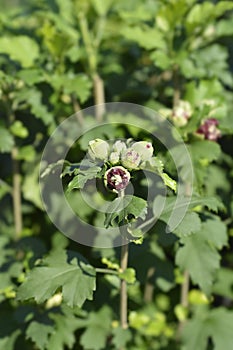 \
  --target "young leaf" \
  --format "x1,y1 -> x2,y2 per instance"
67,161 -> 102,191
104,195 -> 147,228
17,249 -> 96,308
